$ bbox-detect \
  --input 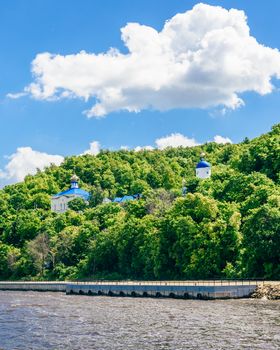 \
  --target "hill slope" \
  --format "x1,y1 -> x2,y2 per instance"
0,124 -> 279,280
